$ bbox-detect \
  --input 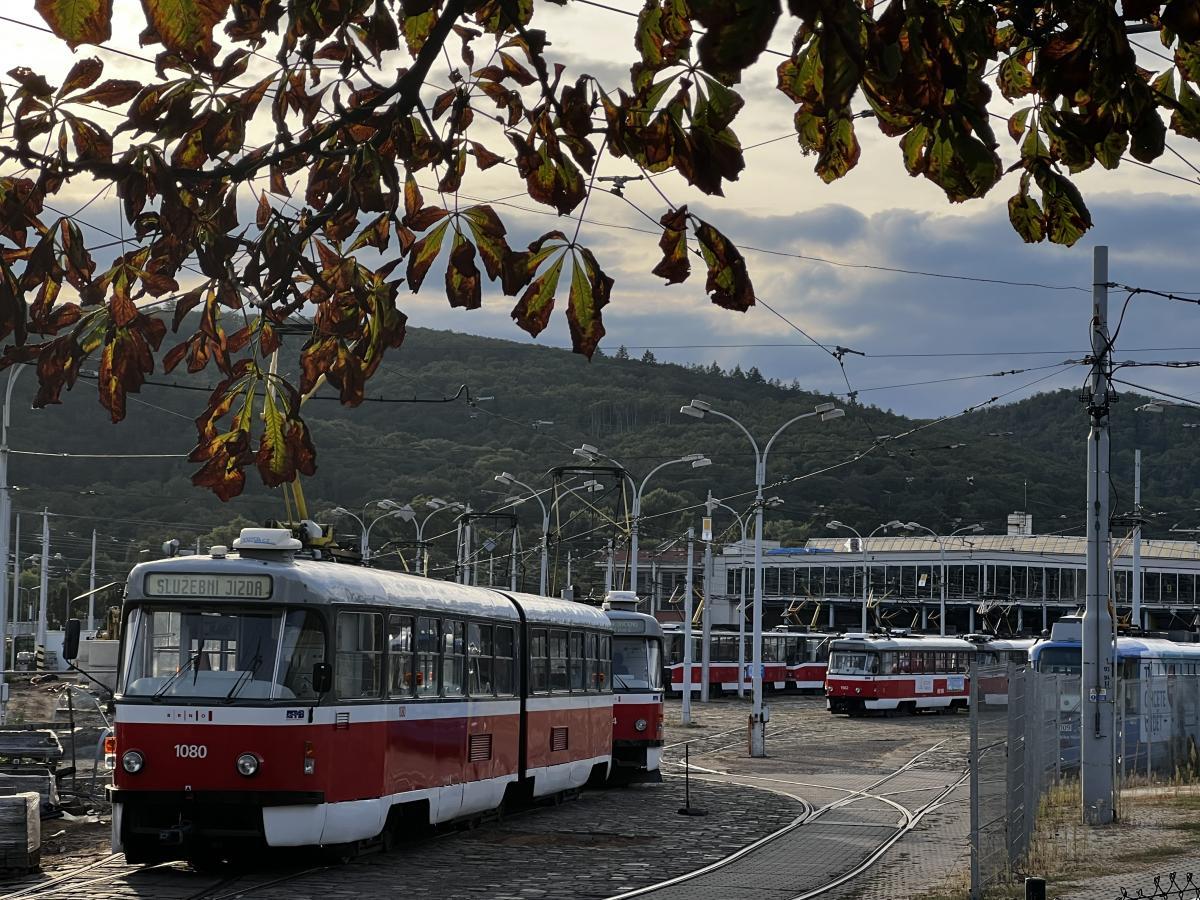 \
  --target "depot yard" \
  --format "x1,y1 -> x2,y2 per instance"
2,694 -> 978,900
